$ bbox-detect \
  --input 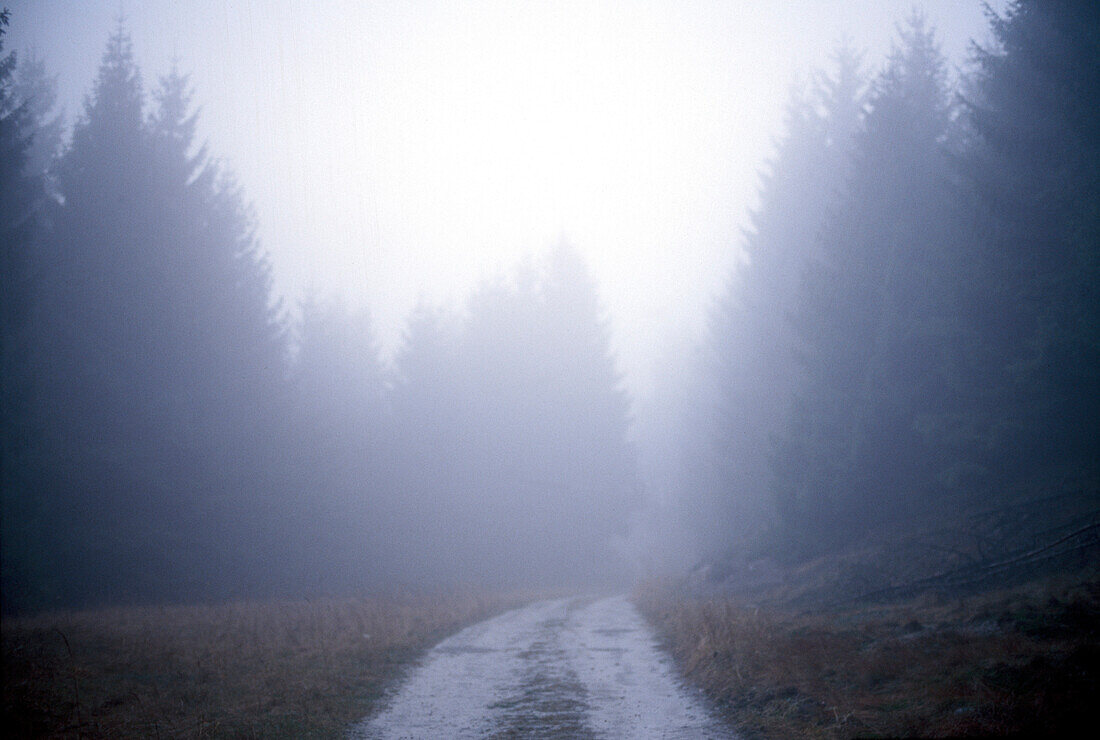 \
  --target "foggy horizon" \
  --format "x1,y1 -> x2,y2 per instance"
5,2 -> 1099,733
5,0 -> 1004,407
5,0 -> 1096,623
